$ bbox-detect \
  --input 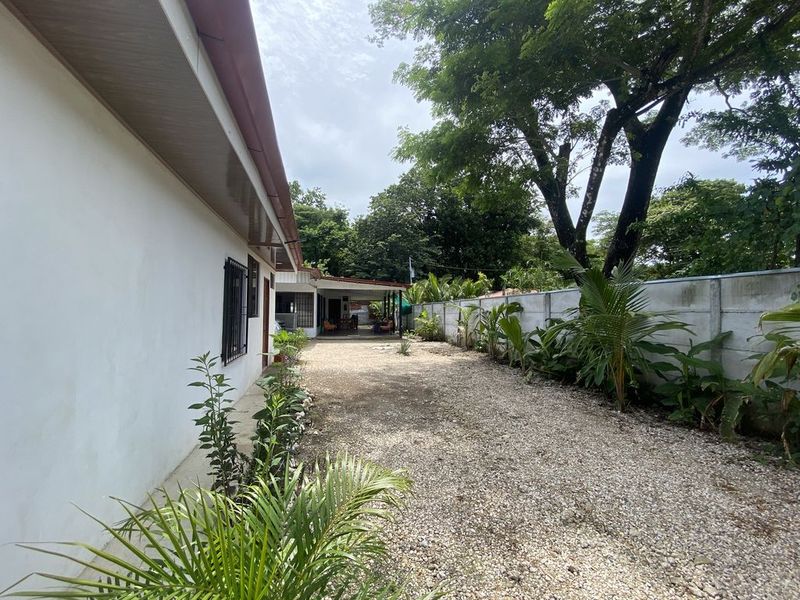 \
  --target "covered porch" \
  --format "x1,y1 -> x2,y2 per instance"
274,270 -> 407,338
